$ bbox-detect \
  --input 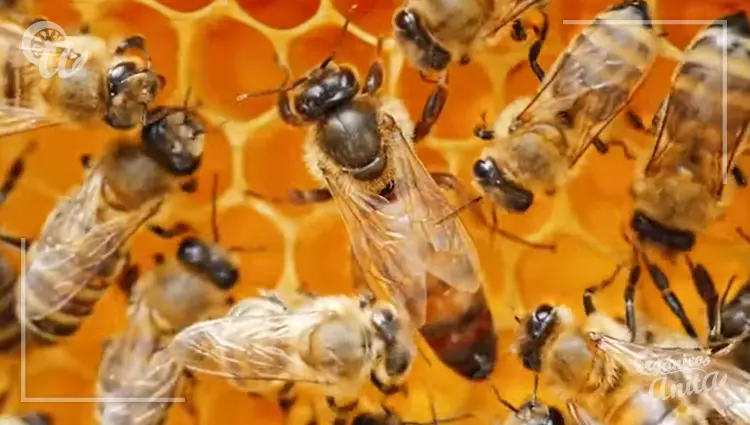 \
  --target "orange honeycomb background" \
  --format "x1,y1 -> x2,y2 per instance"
0,0 -> 750,424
